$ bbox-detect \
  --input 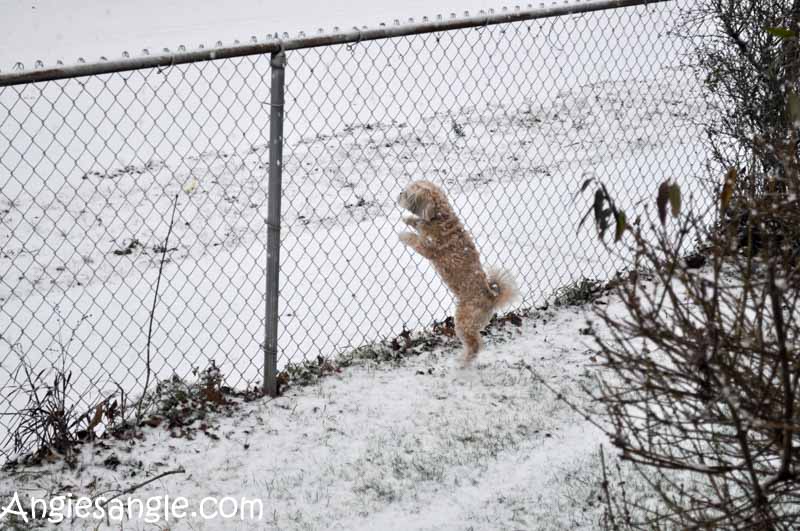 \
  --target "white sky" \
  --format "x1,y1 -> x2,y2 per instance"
0,0 -> 513,69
